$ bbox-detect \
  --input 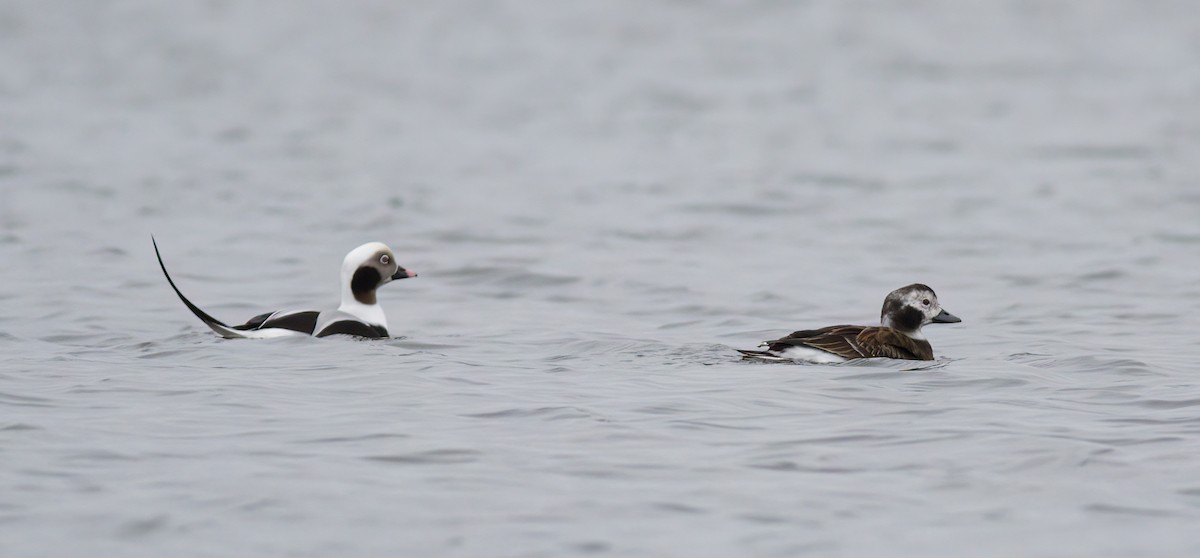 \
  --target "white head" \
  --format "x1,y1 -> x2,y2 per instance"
879,283 -> 960,336
338,242 -> 416,311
